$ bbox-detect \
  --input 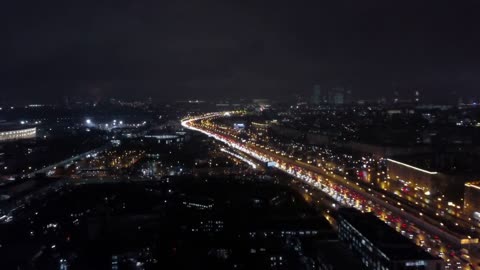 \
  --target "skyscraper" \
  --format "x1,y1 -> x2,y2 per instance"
414,90 -> 420,103
464,182 -> 480,221
329,87 -> 345,105
393,90 -> 400,104
312,84 -> 322,105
